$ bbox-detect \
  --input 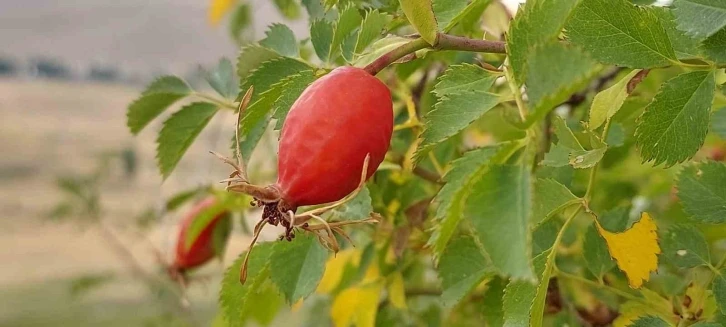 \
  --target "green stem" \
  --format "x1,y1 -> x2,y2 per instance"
556,269 -> 652,307
194,92 -> 237,110
503,61 -> 528,122
584,119 -> 612,202
363,33 -> 506,75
